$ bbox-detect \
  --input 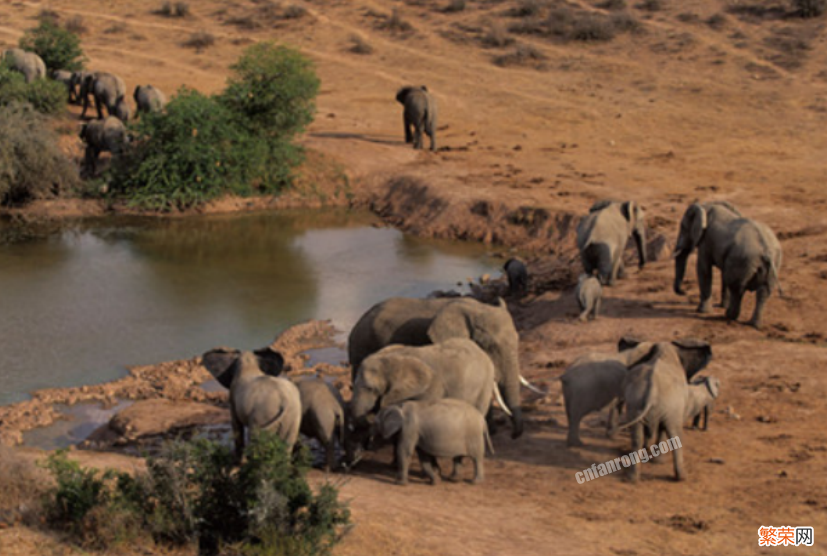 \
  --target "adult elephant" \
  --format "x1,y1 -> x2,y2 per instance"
3,48 -> 46,83
396,85 -> 436,151
81,72 -> 127,120
79,116 -> 127,175
609,338 -> 713,482
576,200 -> 647,285
133,84 -> 167,114
349,296 -> 538,439
673,201 -> 782,328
